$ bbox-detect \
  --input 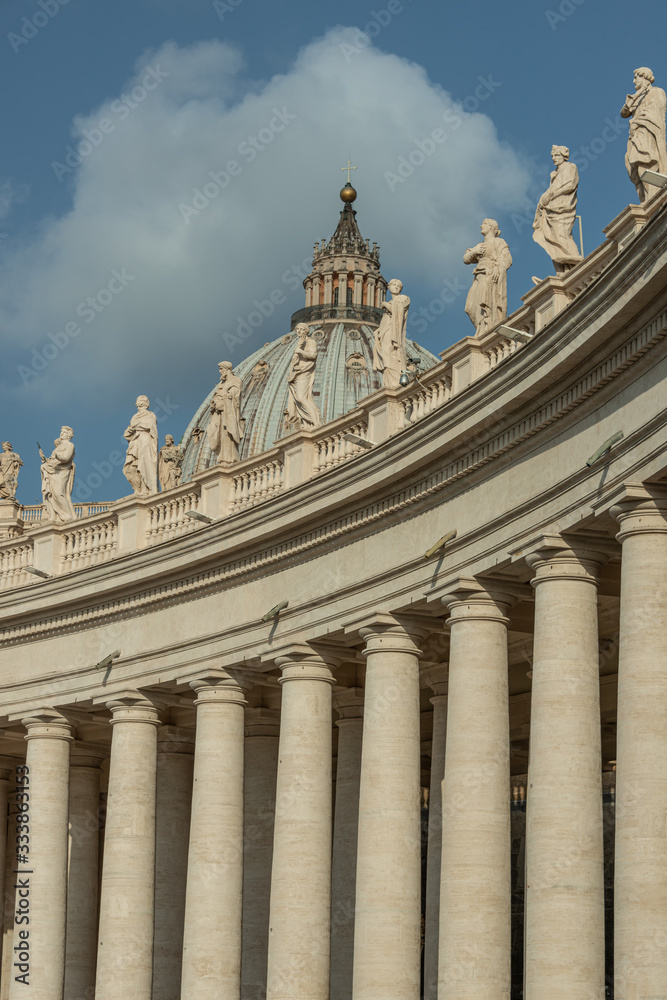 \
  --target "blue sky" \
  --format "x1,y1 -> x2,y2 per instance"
1,0 -> 665,504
